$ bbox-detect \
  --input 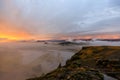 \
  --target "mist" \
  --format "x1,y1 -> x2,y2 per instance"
0,42 -> 81,80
